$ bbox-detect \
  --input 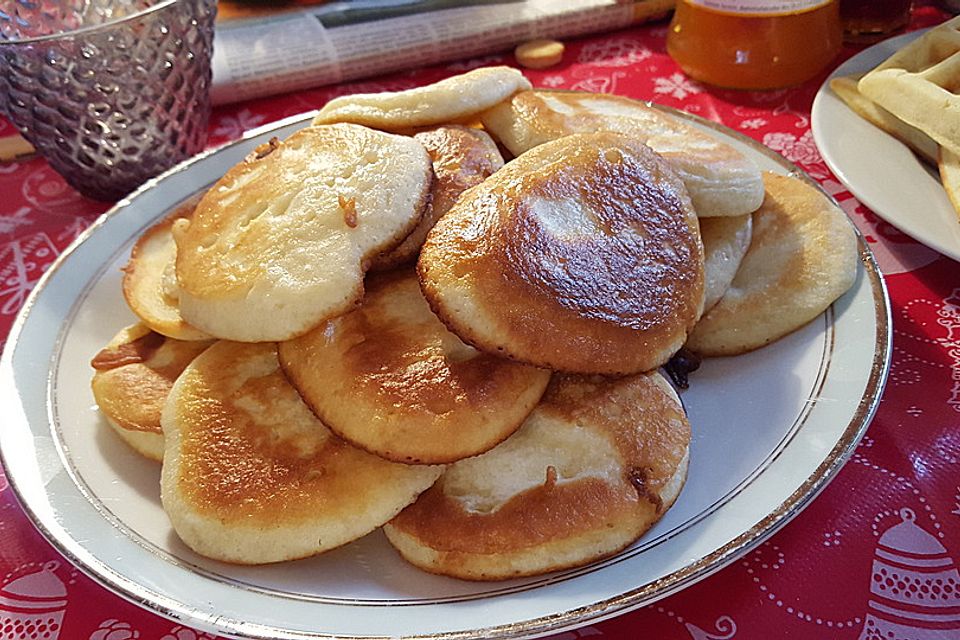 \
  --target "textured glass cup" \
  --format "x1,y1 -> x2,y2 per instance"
0,0 -> 217,201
